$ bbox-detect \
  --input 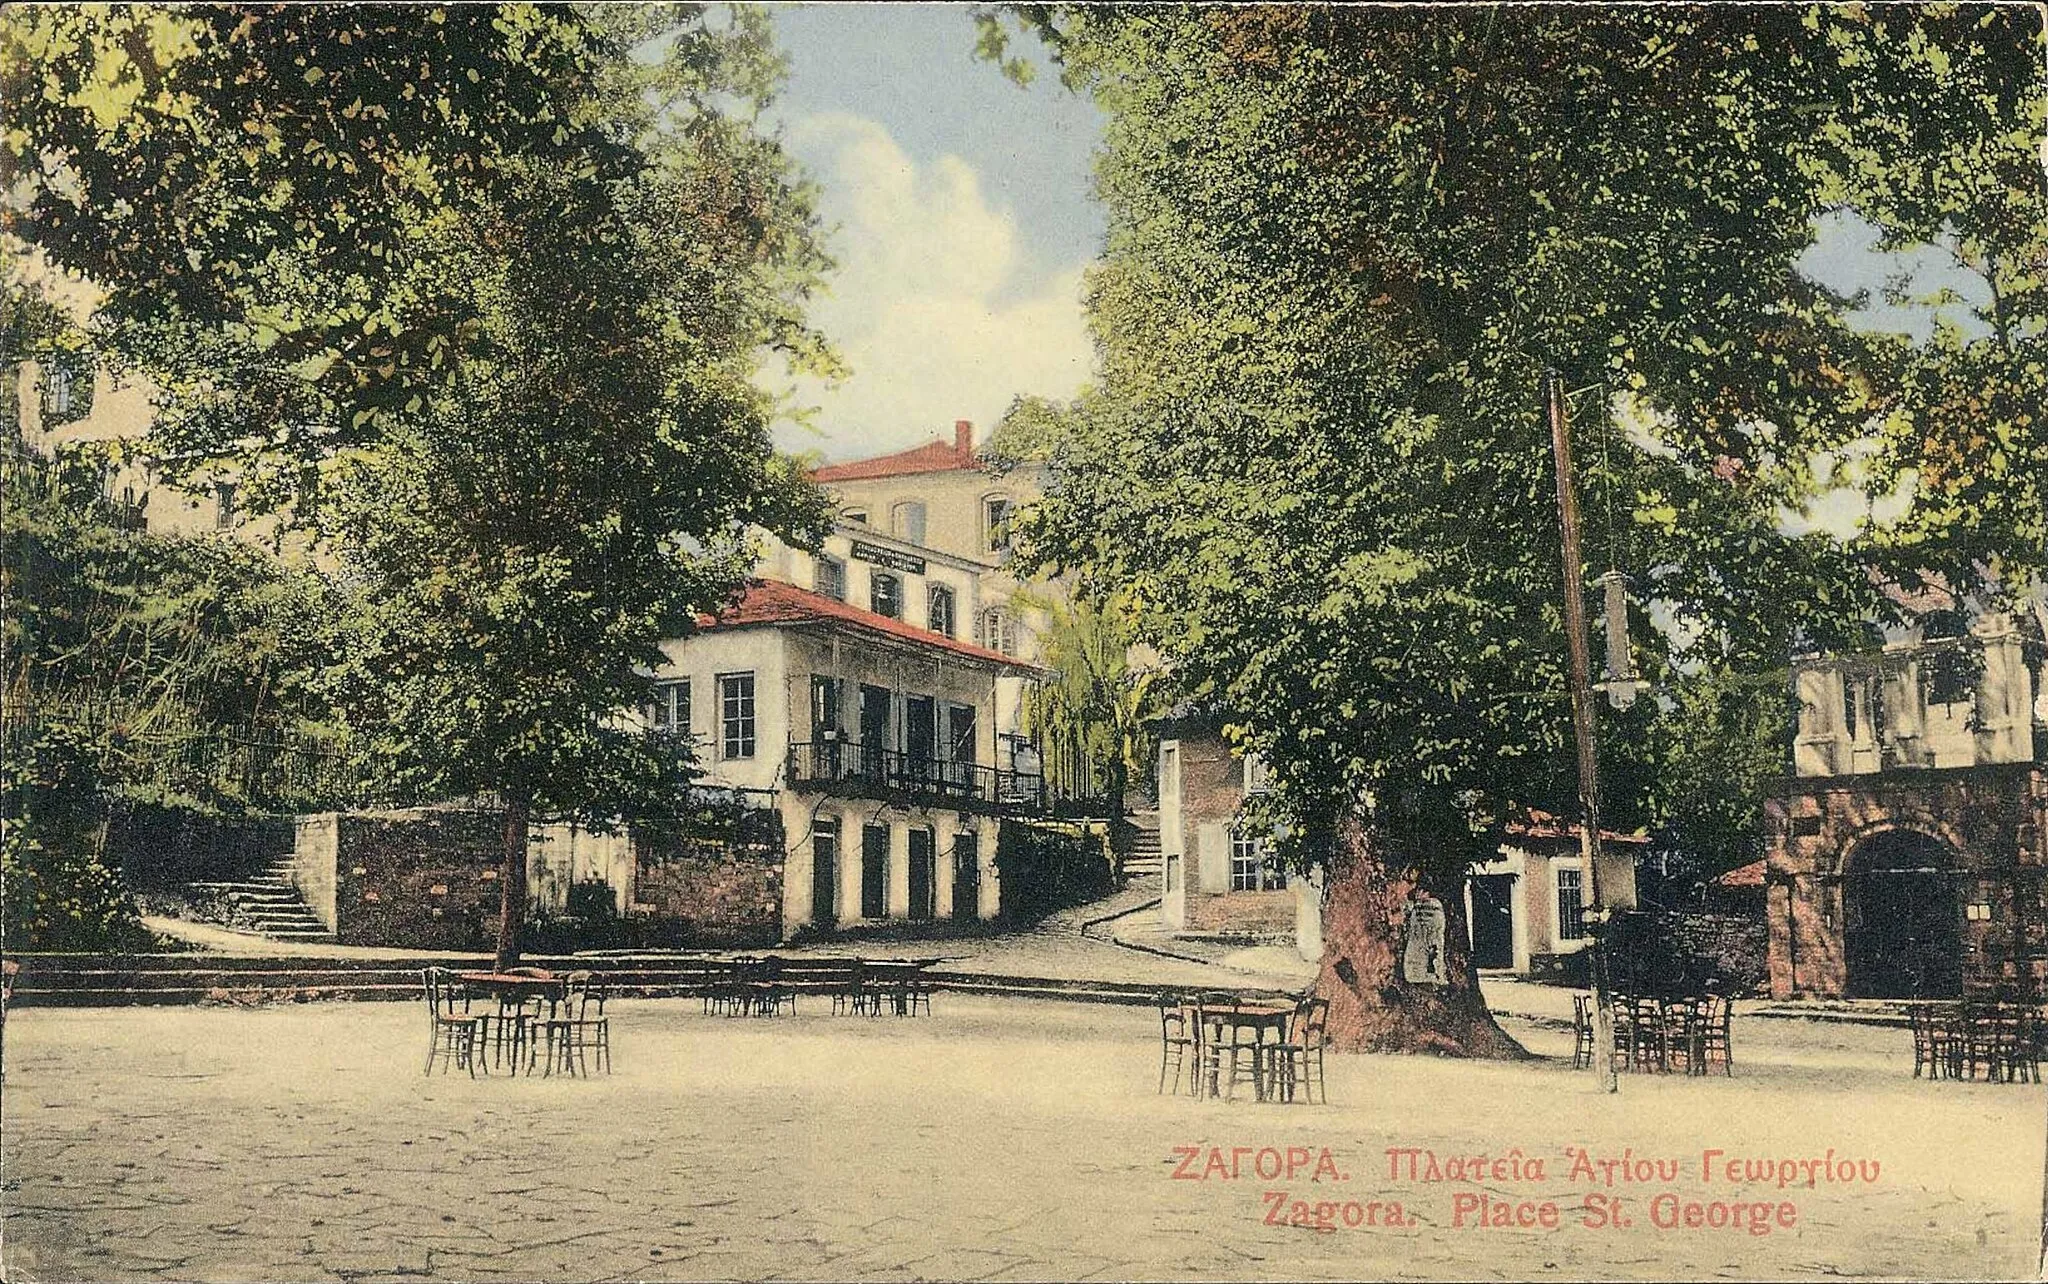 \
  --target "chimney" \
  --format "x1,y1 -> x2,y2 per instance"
954,419 -> 974,460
